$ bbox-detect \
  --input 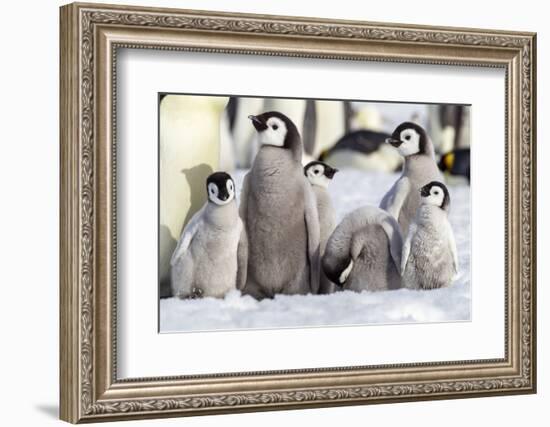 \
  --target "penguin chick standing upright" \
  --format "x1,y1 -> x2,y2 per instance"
380,122 -> 443,235
170,172 -> 248,299
401,181 -> 458,290
304,161 -> 339,294
240,111 -> 320,299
